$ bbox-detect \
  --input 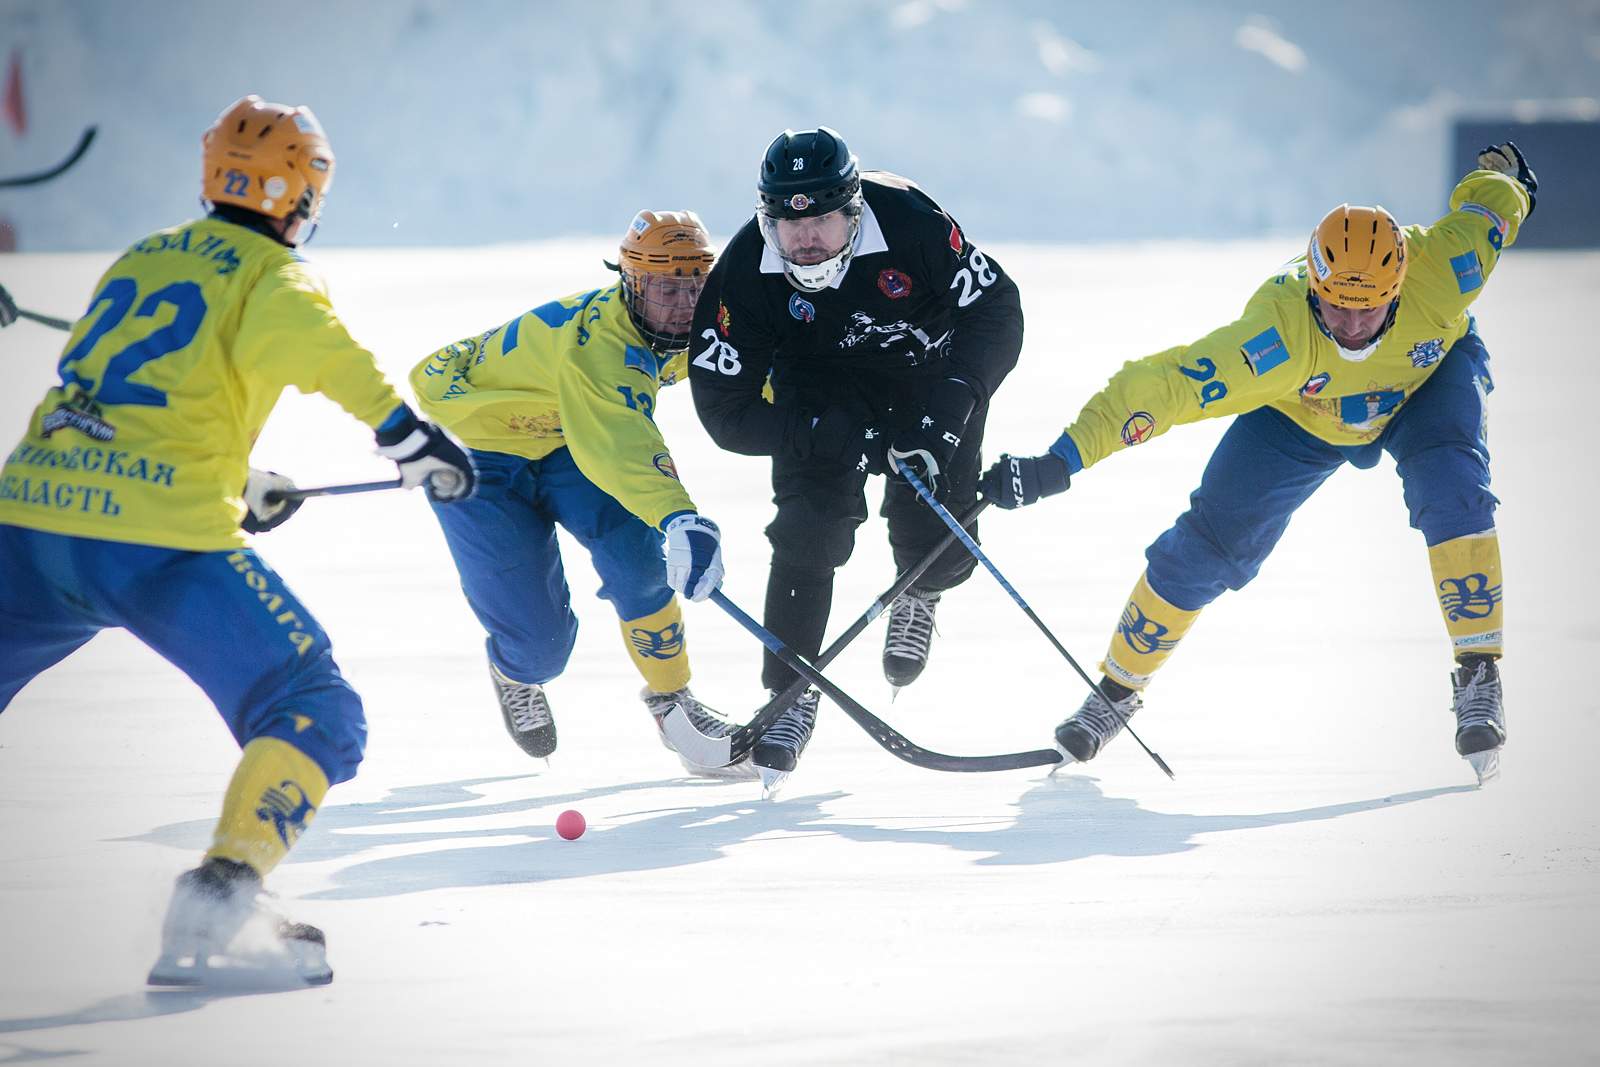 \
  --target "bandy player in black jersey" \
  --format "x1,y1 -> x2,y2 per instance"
687,127 -> 1024,792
